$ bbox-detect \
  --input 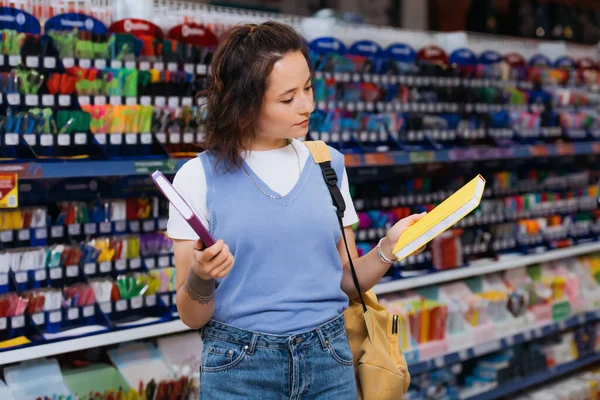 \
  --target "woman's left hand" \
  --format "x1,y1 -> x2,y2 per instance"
379,213 -> 428,262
